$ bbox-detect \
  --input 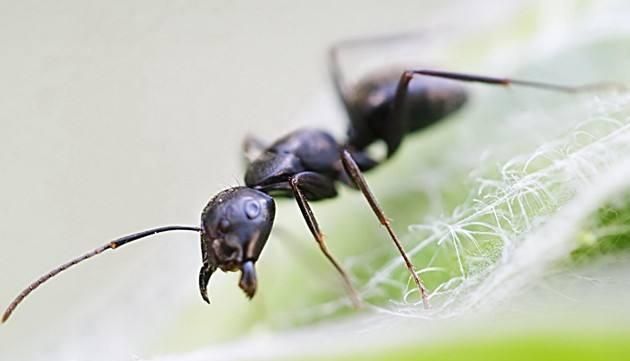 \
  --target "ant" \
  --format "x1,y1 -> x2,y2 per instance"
2,34 -> 619,323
